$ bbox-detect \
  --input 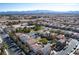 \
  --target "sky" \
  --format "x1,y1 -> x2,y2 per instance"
0,3 -> 79,12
